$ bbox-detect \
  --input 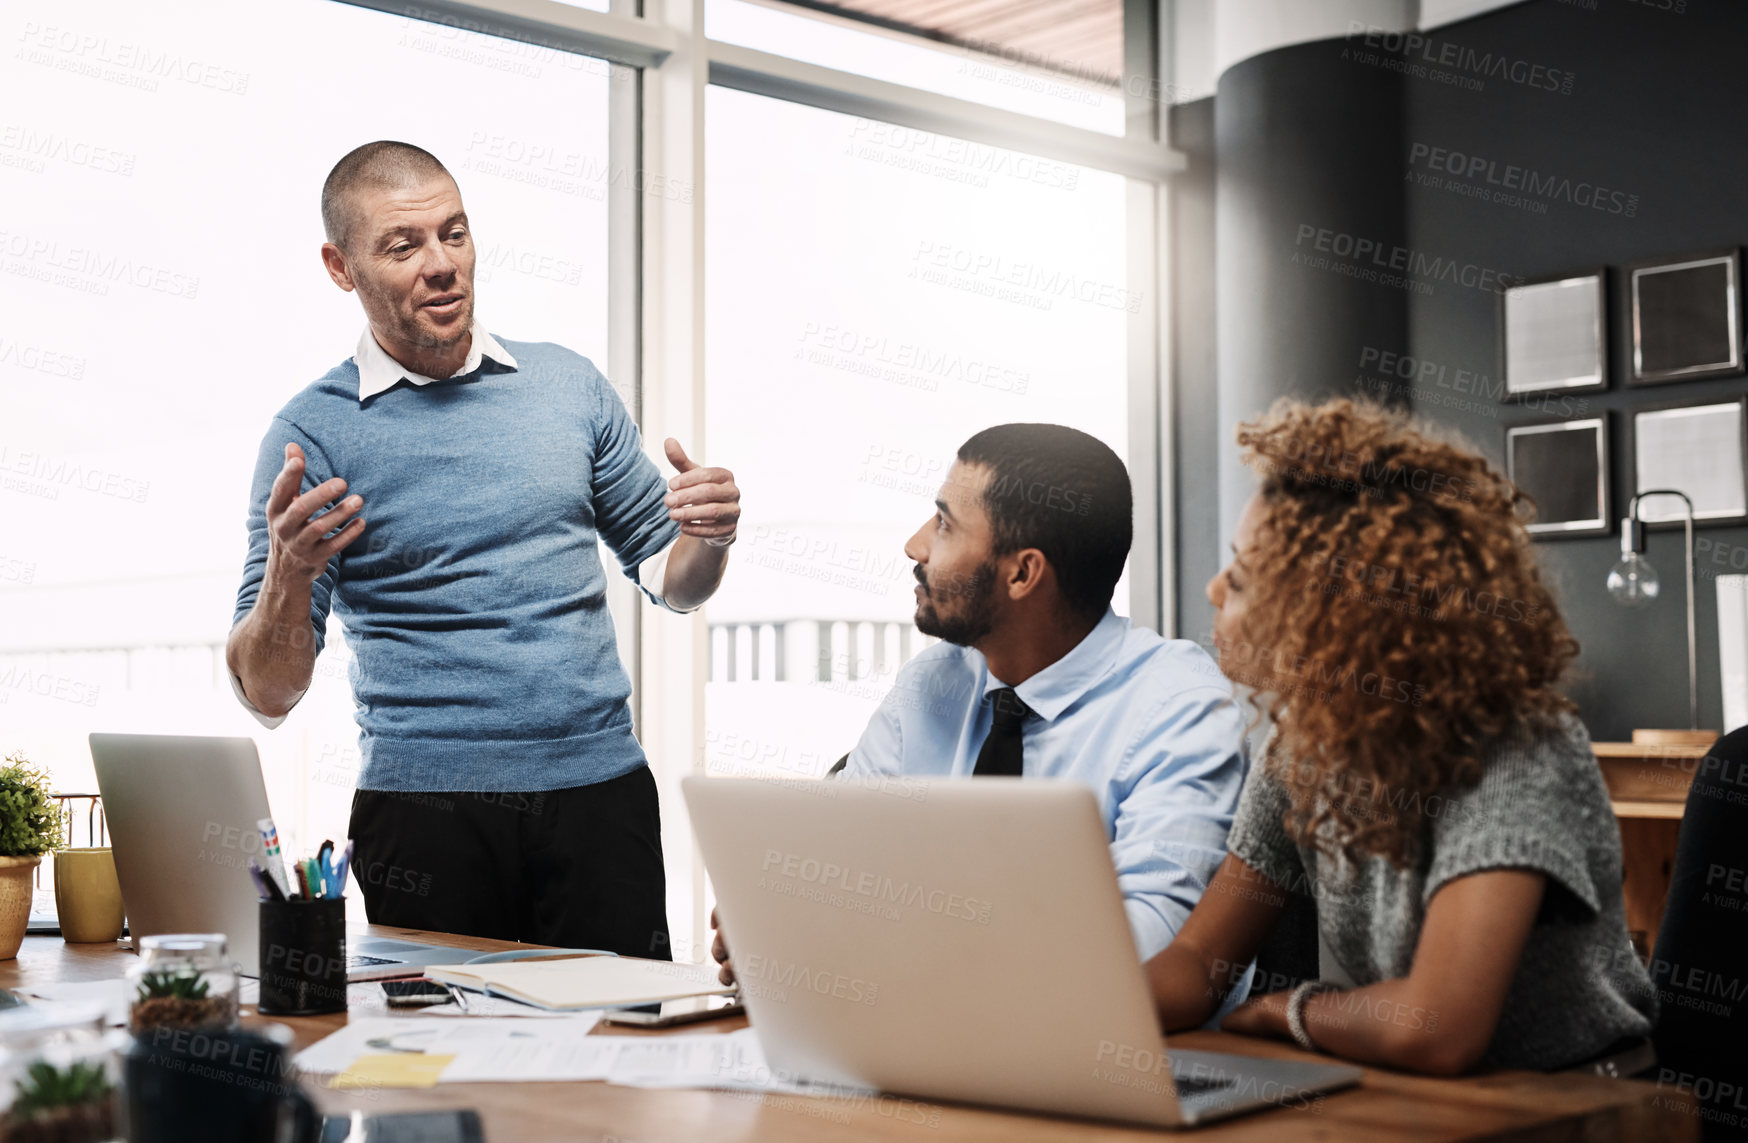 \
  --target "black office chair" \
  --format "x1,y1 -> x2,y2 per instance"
1250,892 -> 1318,996
1649,726 -> 1748,1141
